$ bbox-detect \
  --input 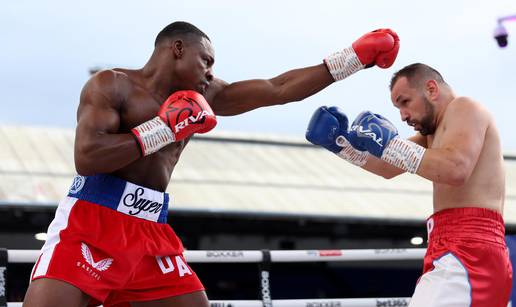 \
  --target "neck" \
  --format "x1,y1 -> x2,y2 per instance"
434,89 -> 456,127
140,51 -> 178,102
